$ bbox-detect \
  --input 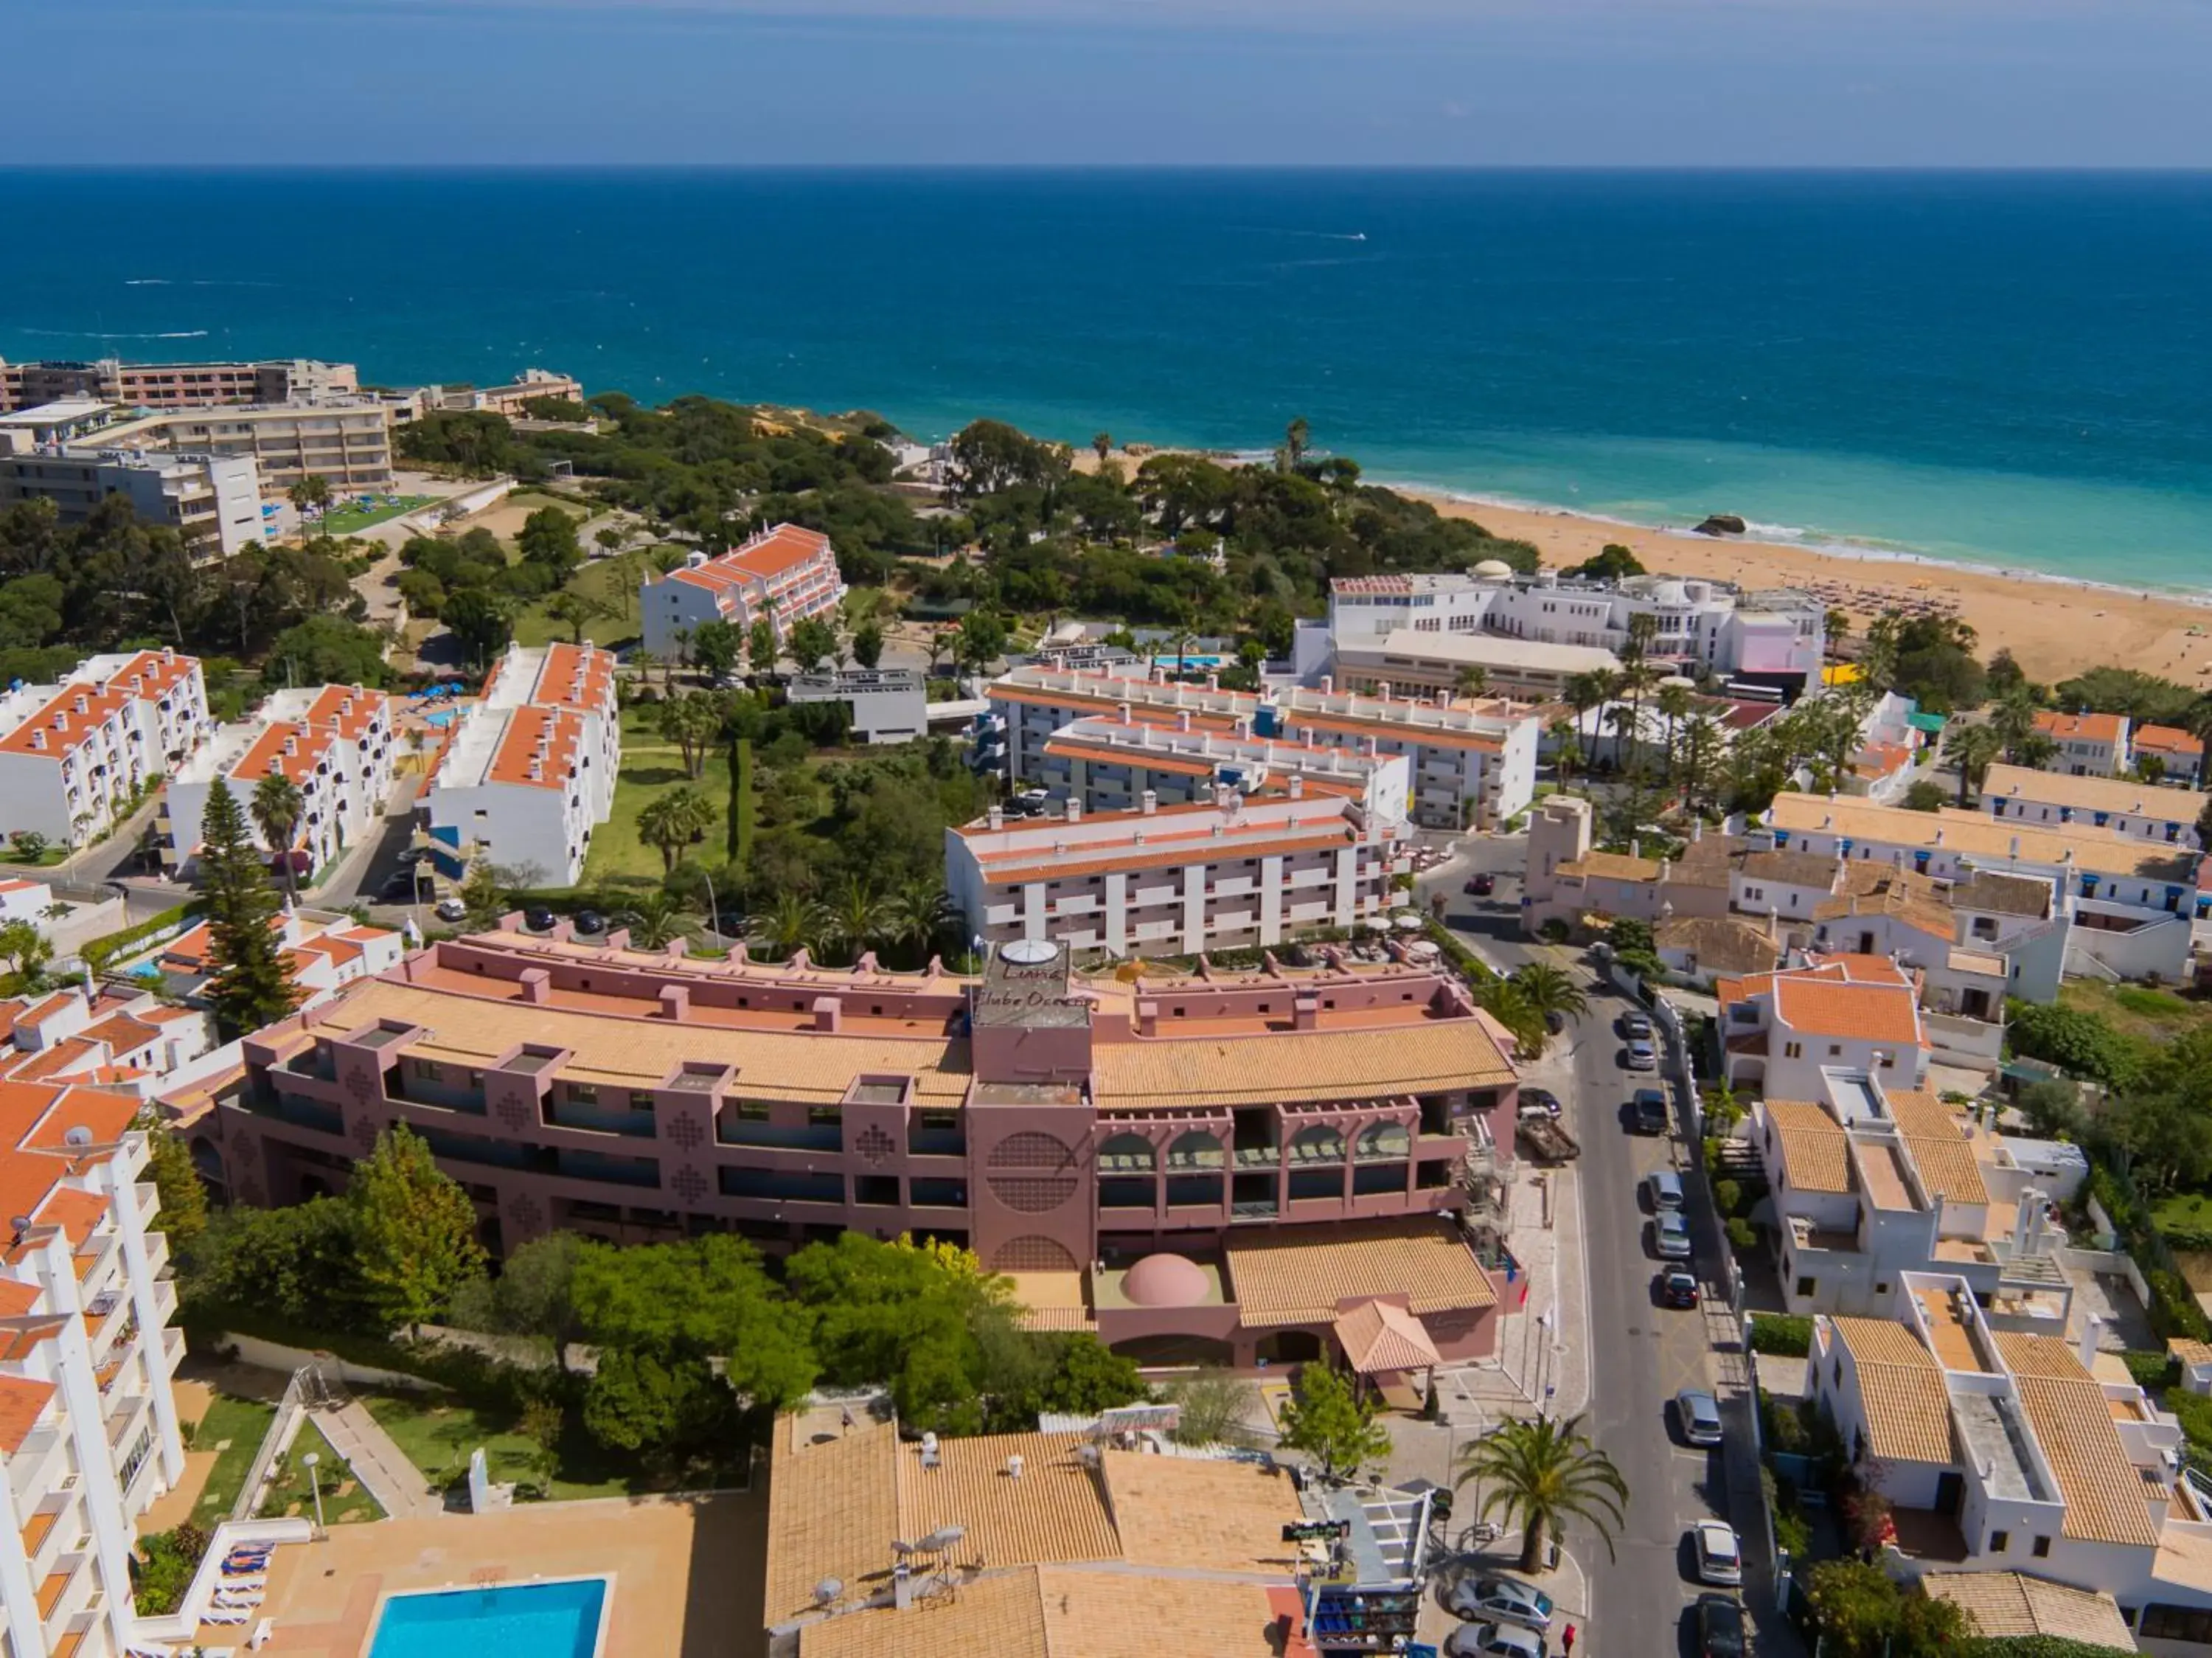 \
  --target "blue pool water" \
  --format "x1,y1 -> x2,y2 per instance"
369,1578 -> 607,1658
